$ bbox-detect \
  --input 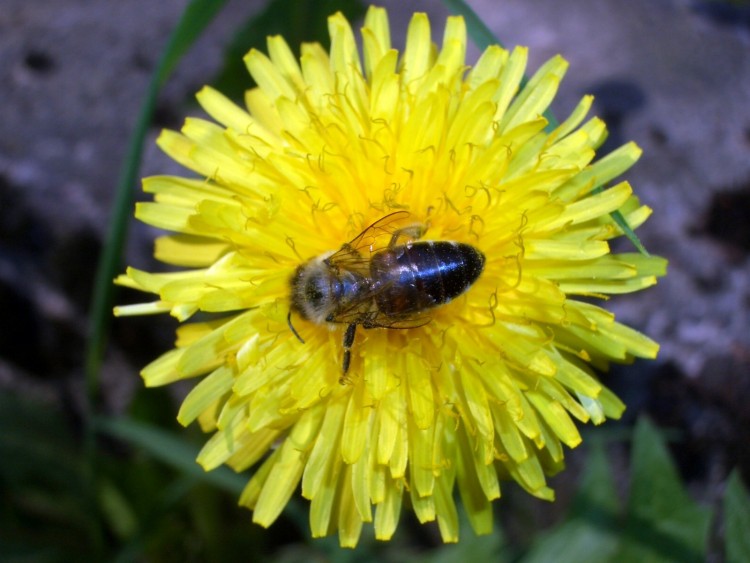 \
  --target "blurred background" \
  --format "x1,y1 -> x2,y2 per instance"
1,0 -> 749,561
